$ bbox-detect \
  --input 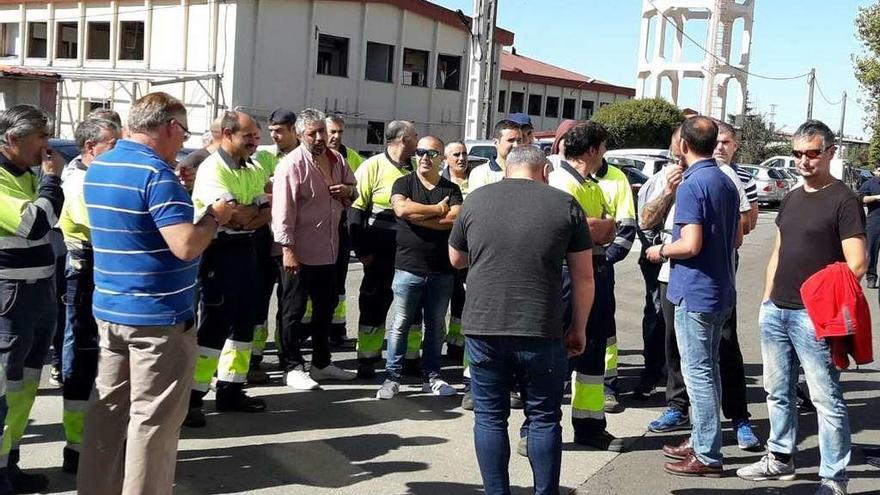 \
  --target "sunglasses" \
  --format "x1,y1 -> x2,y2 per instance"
415,148 -> 441,159
792,148 -> 828,160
